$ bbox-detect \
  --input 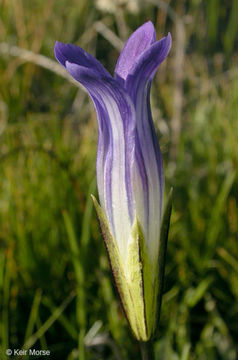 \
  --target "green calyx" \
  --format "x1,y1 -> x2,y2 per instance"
91,190 -> 172,342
